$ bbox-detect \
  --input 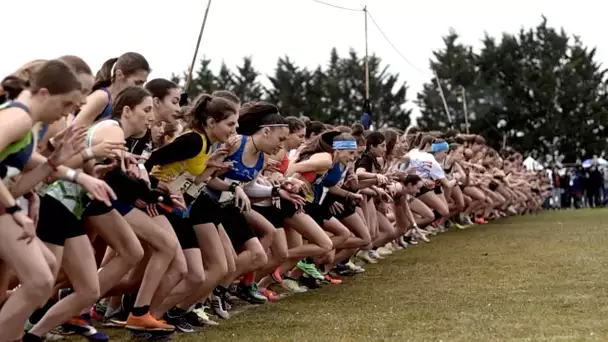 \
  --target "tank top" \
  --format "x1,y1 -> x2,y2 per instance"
97,88 -> 113,121
150,131 -> 211,191
312,163 -> 348,204
204,135 -> 265,202
46,120 -> 119,218
0,101 -> 35,183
